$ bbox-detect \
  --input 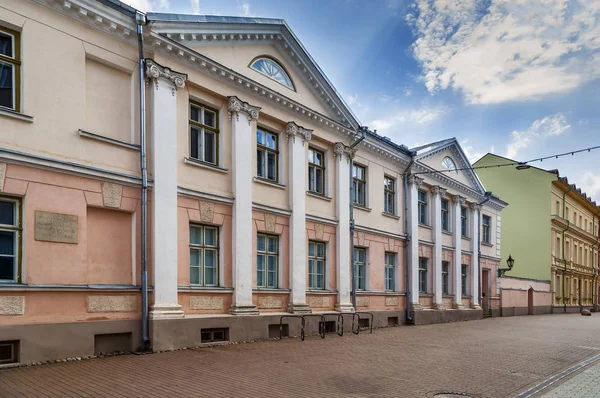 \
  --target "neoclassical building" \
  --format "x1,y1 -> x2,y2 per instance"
0,0 -> 505,364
